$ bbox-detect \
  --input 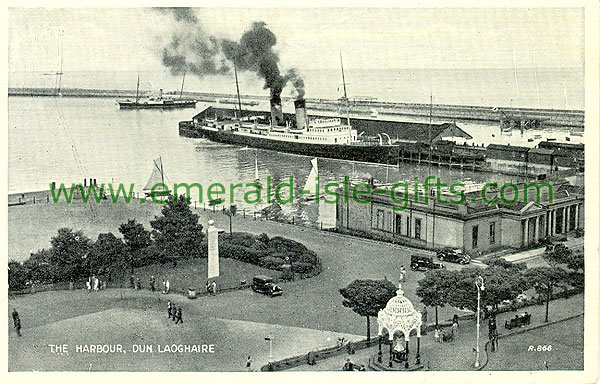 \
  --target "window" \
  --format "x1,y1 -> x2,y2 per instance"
395,214 -> 402,234
489,222 -> 496,244
376,209 -> 385,230
415,218 -> 422,239
406,217 -> 410,237
472,225 -> 479,248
